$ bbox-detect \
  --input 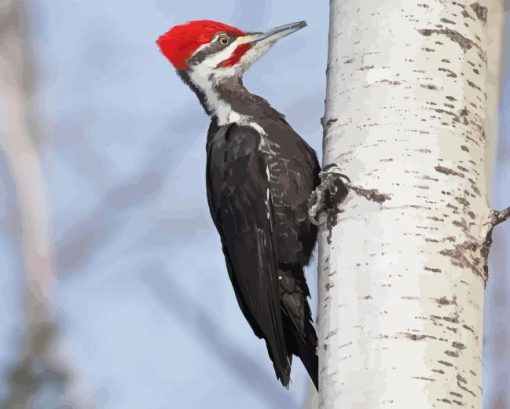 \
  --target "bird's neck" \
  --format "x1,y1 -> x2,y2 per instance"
179,71 -> 273,127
